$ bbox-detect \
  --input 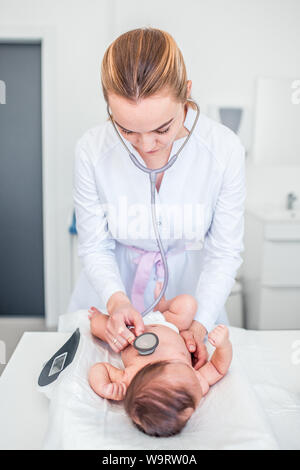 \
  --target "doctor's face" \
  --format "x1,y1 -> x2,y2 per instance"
107,88 -> 190,158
